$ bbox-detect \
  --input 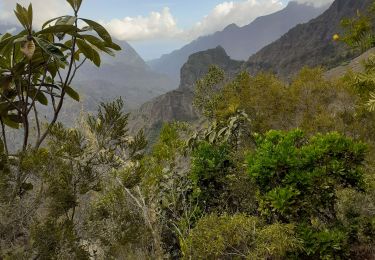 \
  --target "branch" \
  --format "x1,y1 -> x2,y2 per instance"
33,105 -> 41,145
